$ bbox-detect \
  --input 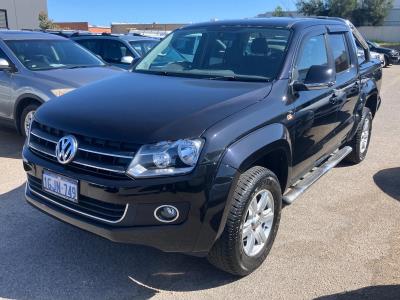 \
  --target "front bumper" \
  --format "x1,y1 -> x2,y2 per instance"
389,54 -> 400,64
23,146 -> 236,254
